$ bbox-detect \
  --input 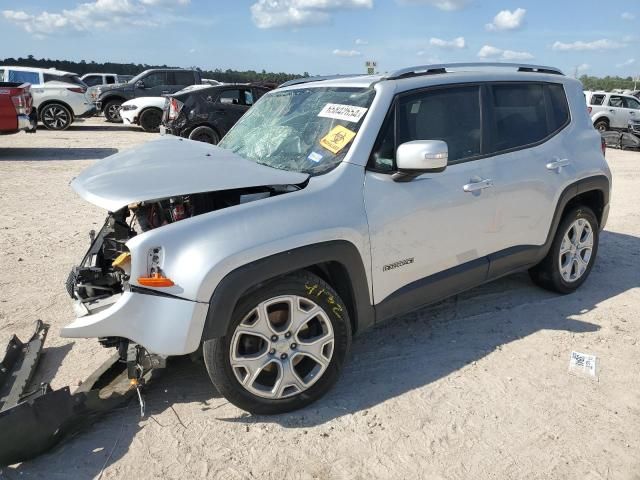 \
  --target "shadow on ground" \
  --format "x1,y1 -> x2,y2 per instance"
4,230 -> 639,477
0,148 -> 118,161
